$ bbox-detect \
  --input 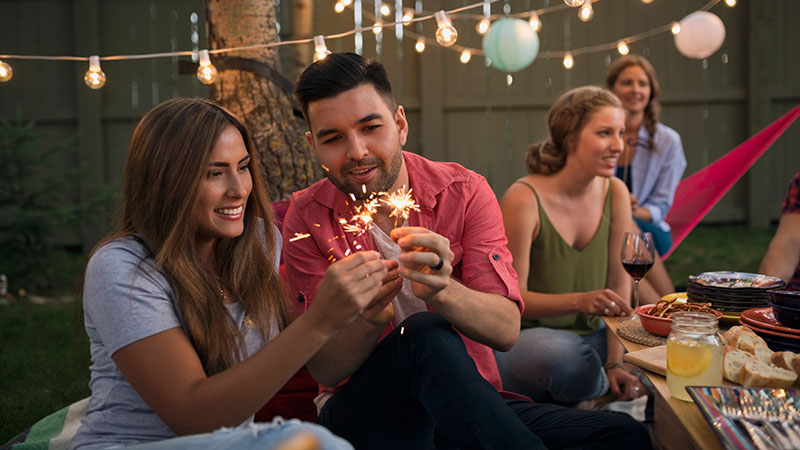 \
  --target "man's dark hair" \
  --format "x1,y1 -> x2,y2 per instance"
293,52 -> 395,124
